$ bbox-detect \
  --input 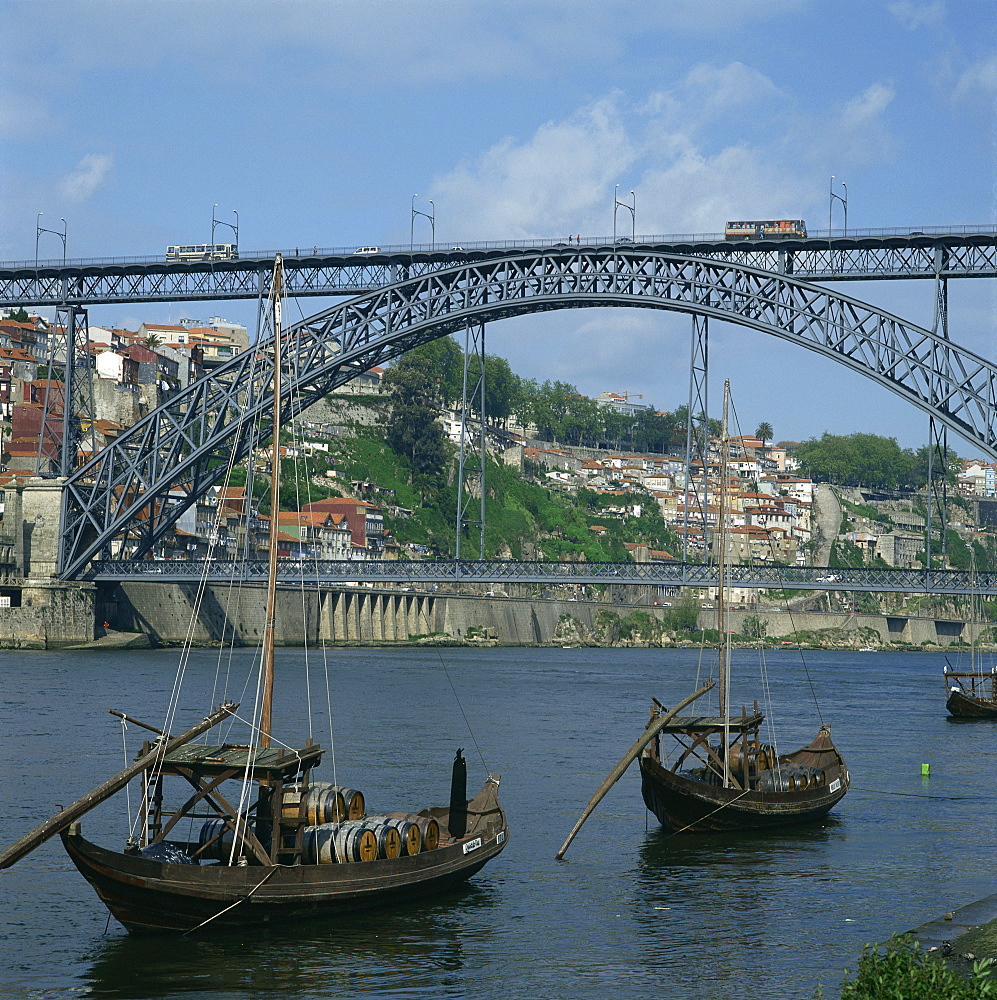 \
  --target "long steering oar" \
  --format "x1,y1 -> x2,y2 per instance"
555,680 -> 715,859
0,701 -> 237,871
